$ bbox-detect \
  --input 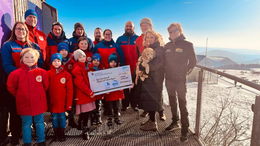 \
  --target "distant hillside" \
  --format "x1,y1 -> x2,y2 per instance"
196,49 -> 260,64
244,59 -> 260,64
217,64 -> 260,70
197,55 -> 237,68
